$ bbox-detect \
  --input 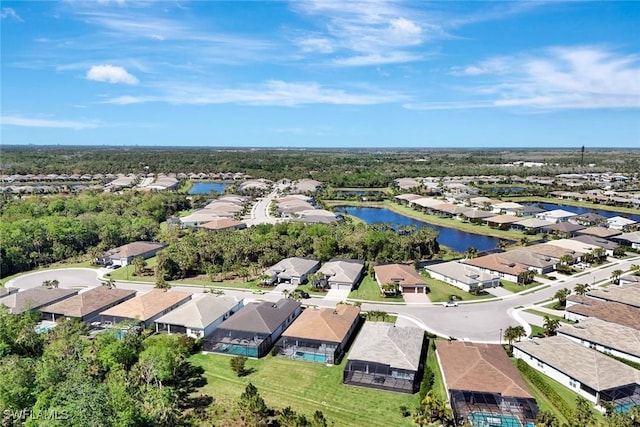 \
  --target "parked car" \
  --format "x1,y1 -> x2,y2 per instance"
443,301 -> 458,308
252,289 -> 265,295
